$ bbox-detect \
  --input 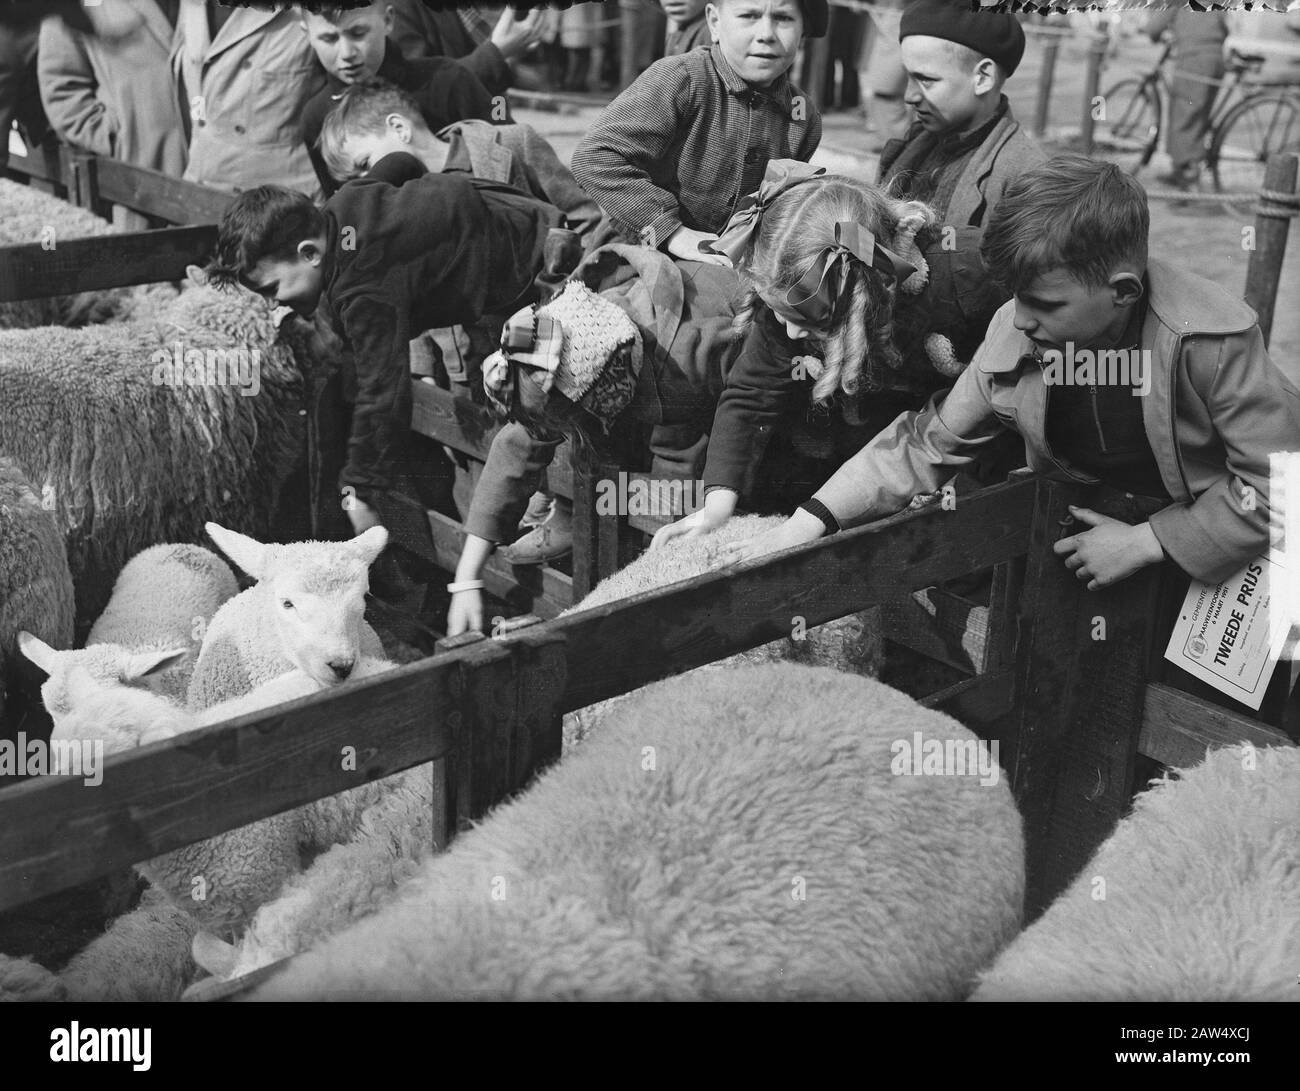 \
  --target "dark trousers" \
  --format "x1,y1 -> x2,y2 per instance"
1167,50 -> 1225,173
